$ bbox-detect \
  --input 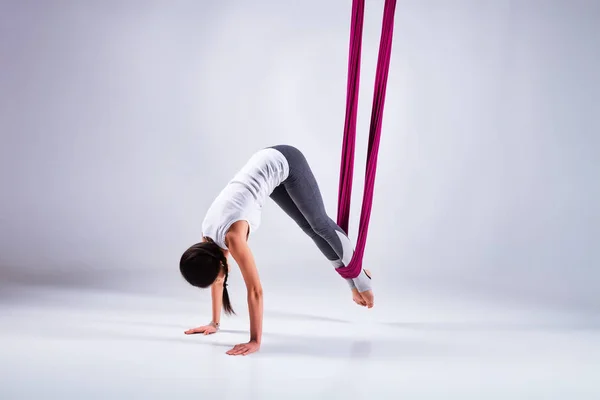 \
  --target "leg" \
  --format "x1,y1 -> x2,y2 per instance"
270,145 -> 372,293
270,185 -> 357,290
270,185 -> 339,261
